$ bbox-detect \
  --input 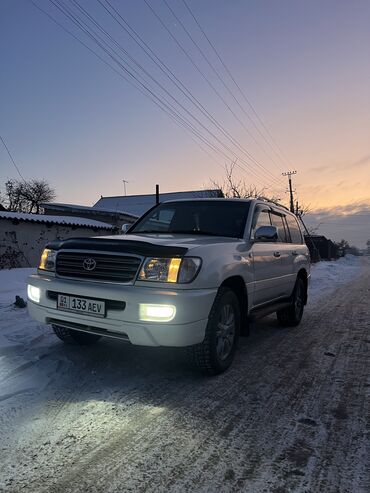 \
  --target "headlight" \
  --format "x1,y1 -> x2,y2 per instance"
39,248 -> 56,271
138,257 -> 201,283
27,285 -> 40,303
